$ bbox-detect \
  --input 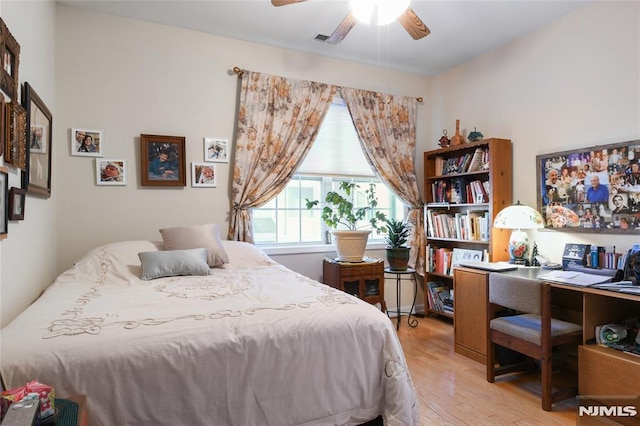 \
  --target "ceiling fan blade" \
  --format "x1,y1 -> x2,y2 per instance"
397,7 -> 430,40
271,0 -> 307,6
327,12 -> 357,44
